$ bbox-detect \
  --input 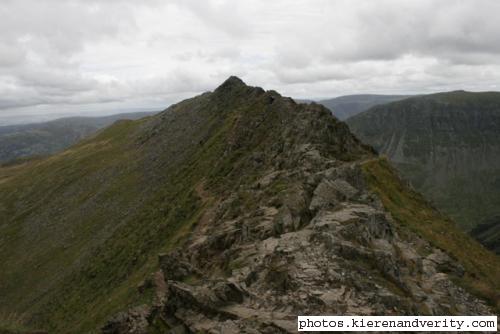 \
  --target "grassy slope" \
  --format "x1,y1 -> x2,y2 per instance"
362,158 -> 500,310
0,108 -> 224,332
0,119 -> 150,332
